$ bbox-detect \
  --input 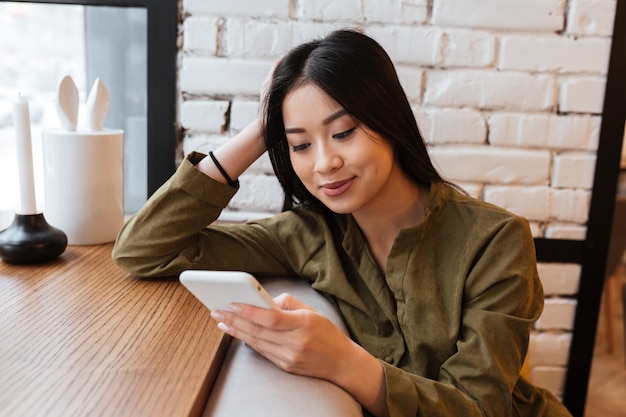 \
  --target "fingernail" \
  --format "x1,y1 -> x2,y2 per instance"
228,303 -> 242,313
217,322 -> 230,333
211,311 -> 224,321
